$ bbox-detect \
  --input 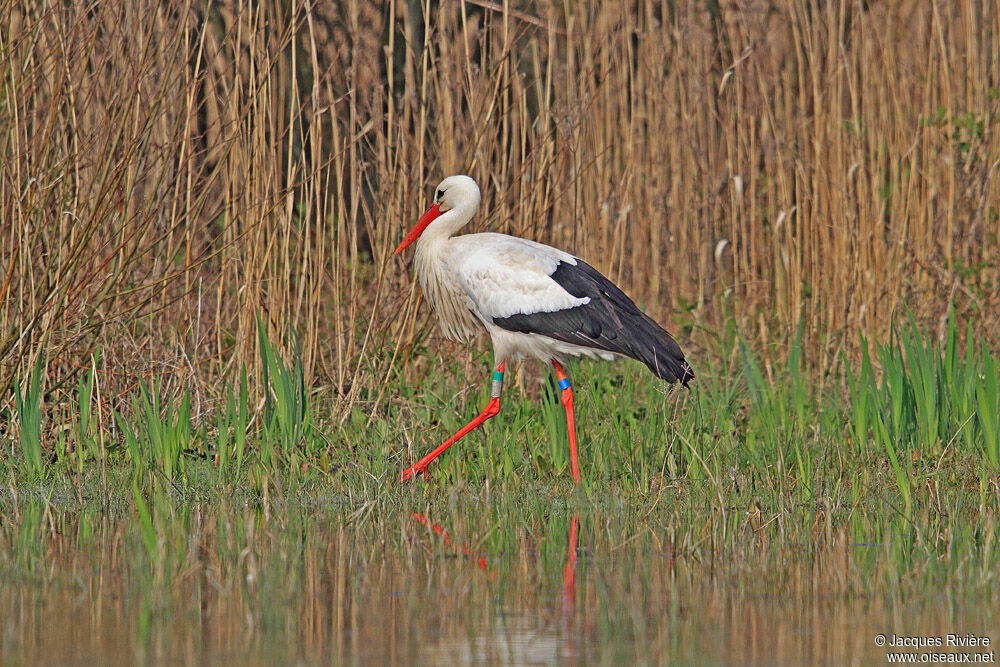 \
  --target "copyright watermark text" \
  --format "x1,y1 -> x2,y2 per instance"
876,634 -> 994,663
